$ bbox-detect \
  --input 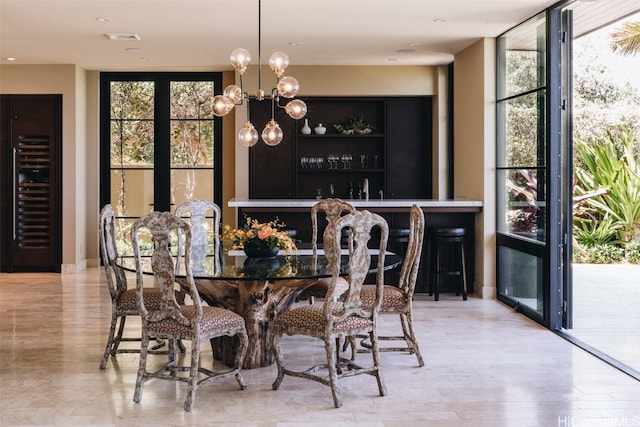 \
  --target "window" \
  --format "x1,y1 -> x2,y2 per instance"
497,14 -> 547,242
100,72 -> 222,239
